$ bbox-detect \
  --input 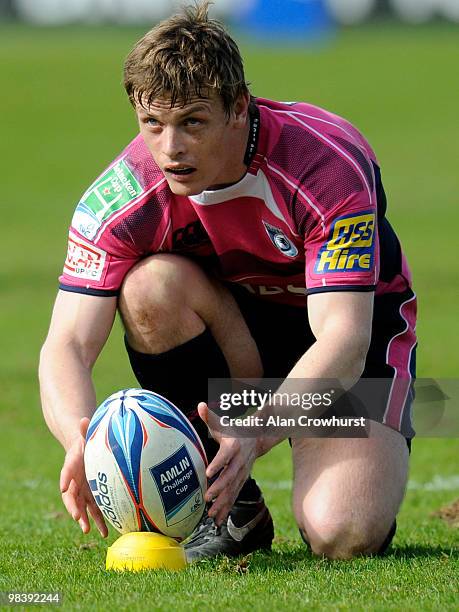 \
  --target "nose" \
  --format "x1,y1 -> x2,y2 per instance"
162,126 -> 185,160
